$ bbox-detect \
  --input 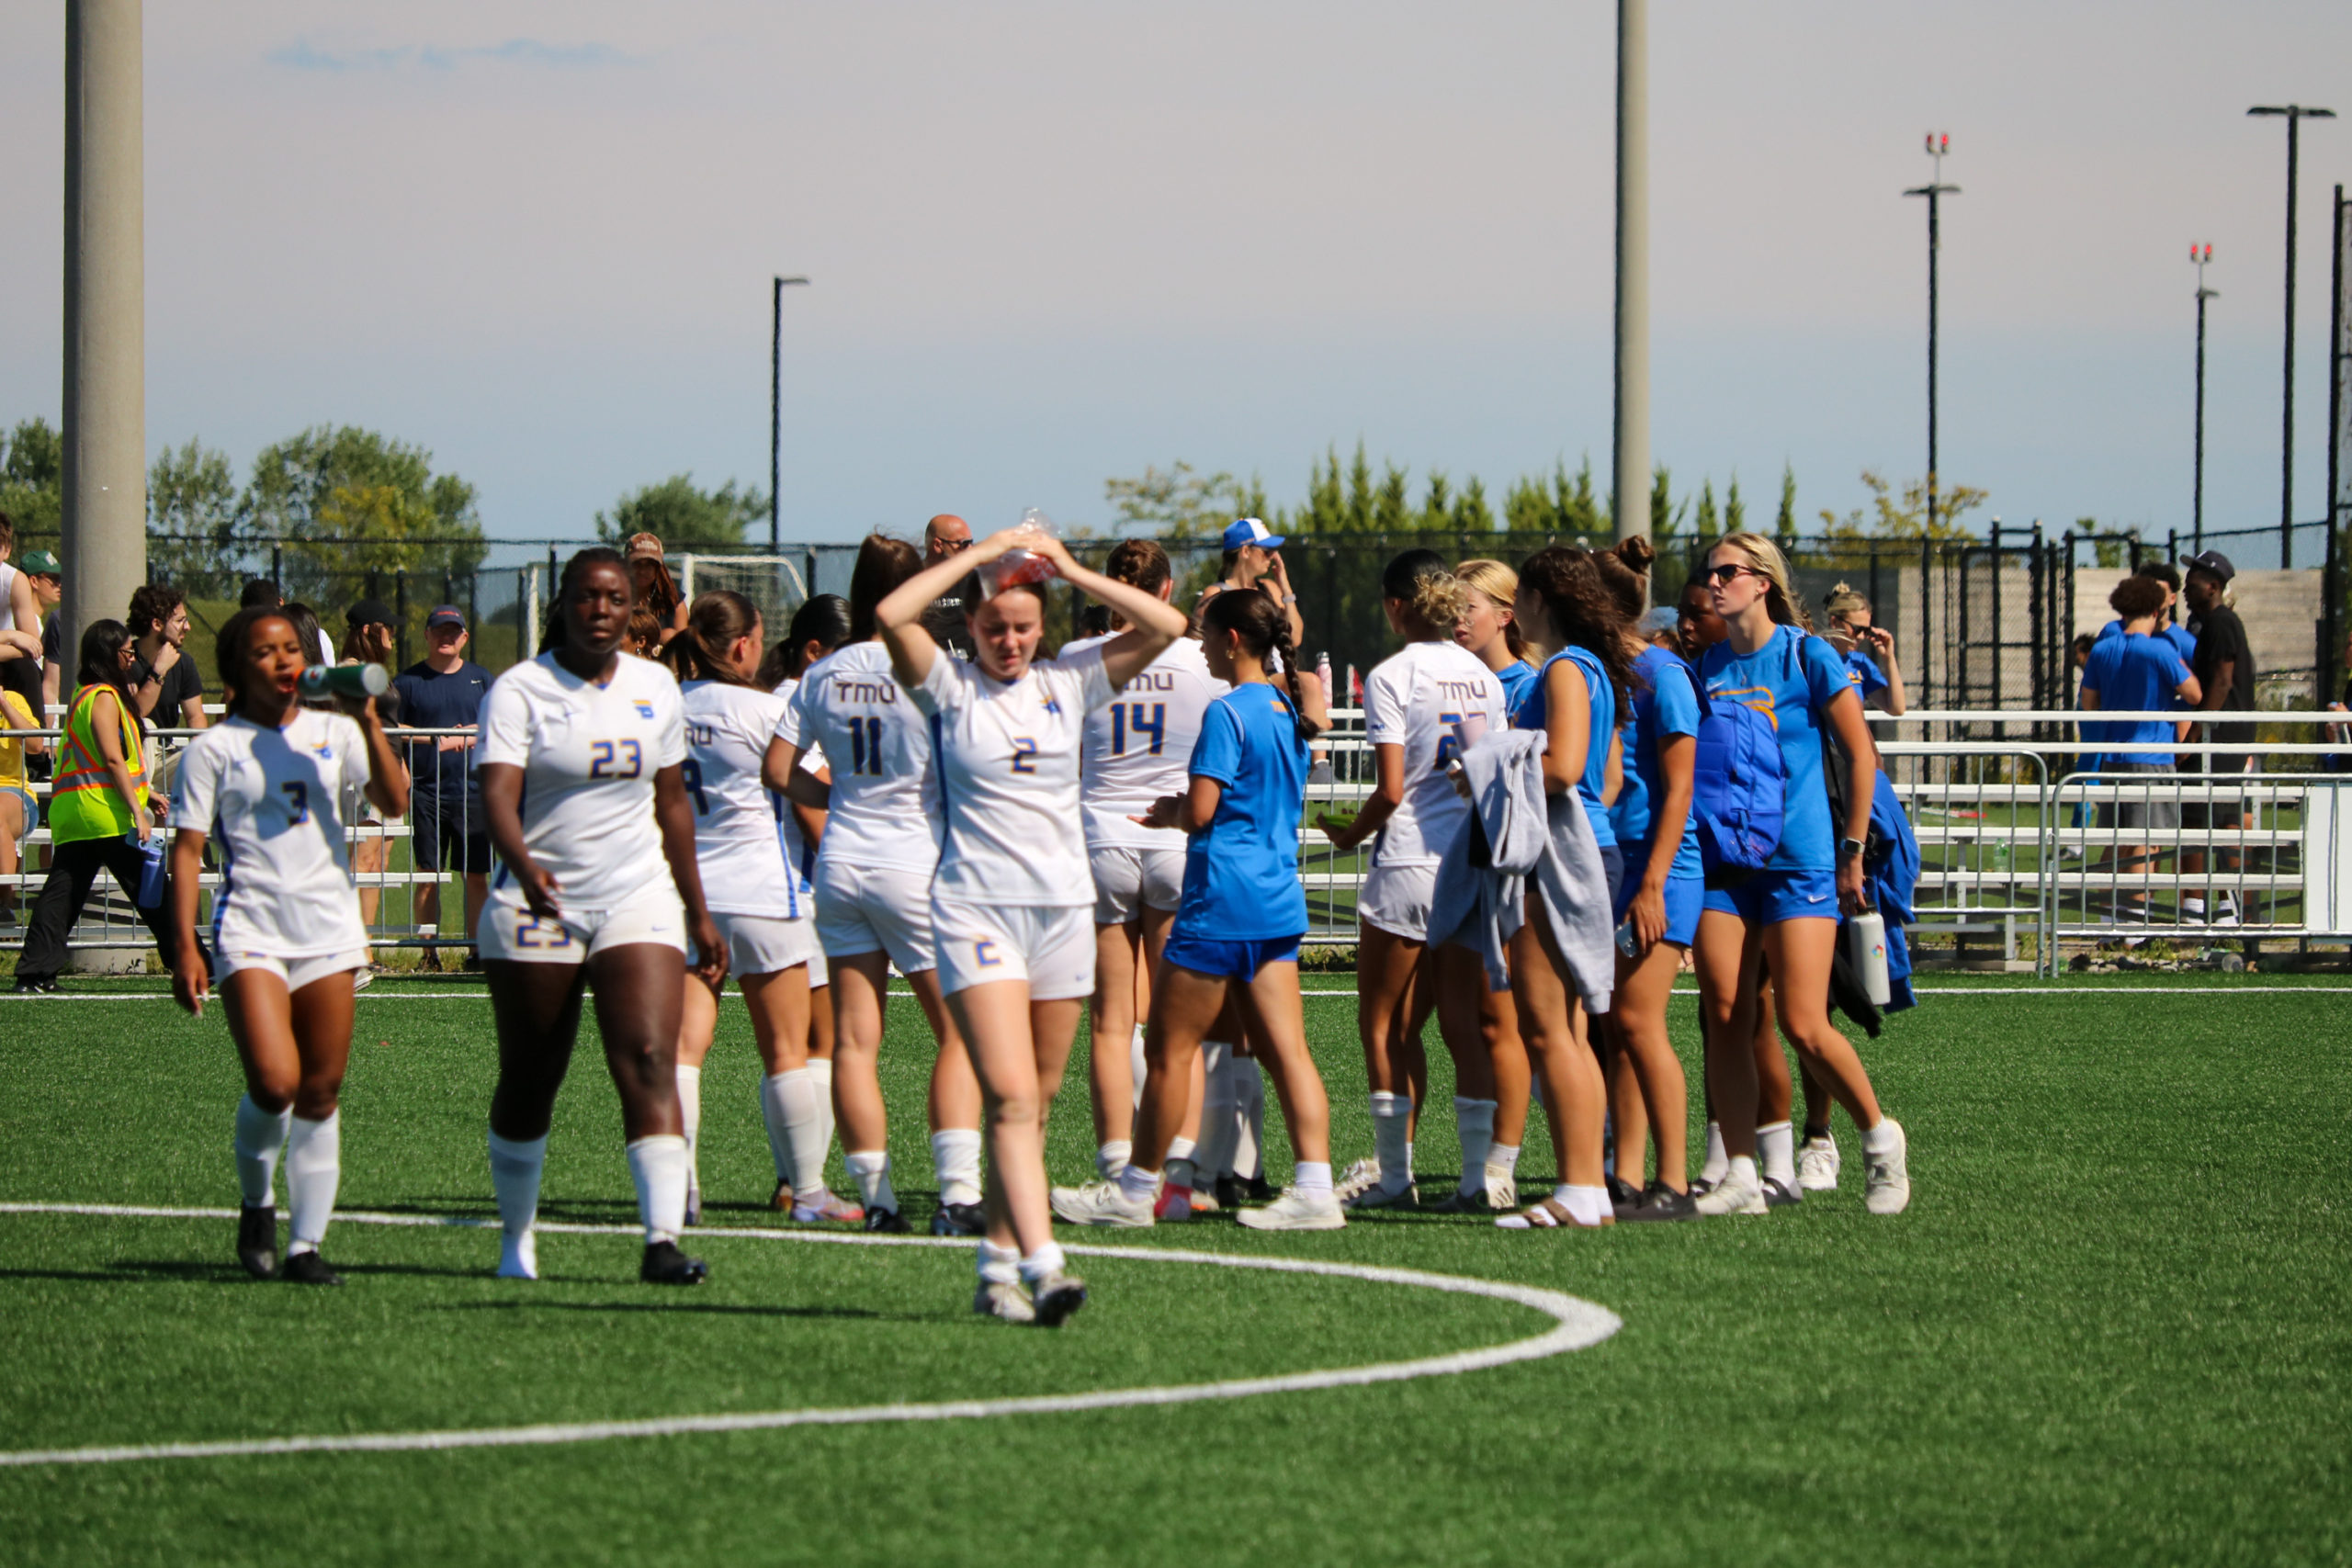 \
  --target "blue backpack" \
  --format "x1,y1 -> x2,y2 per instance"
1689,651 -> 1787,887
